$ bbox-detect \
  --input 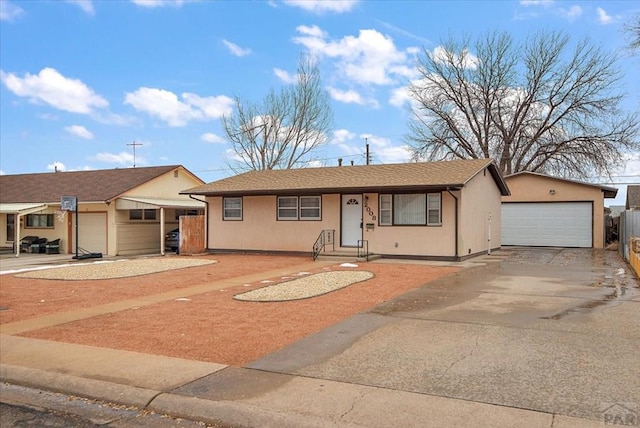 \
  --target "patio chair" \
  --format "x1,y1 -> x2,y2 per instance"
45,239 -> 61,254
30,237 -> 48,253
20,236 -> 39,253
